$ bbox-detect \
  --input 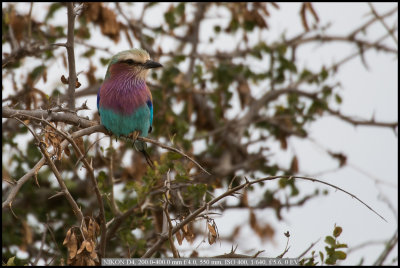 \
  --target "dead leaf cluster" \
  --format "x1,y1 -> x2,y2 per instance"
61,75 -> 81,89
83,3 -> 121,42
44,123 -> 63,160
63,218 -> 100,266
175,222 -> 195,245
